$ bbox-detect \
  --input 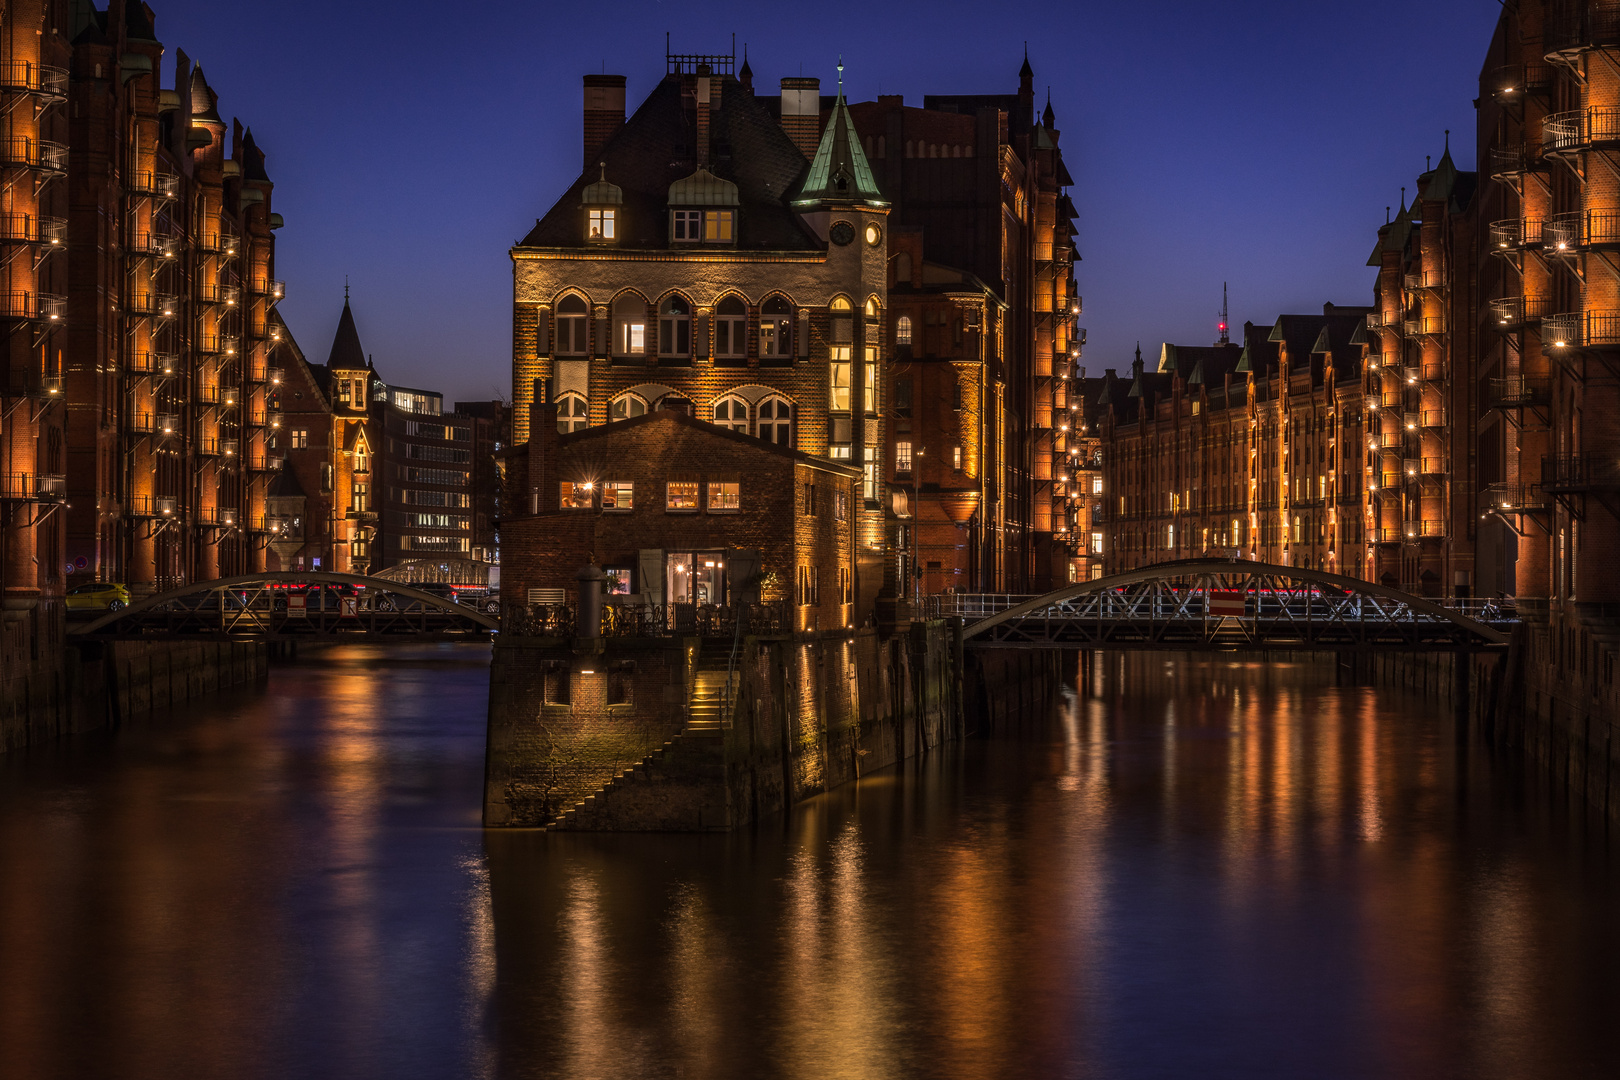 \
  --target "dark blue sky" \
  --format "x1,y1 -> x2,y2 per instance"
154,0 -> 1494,401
